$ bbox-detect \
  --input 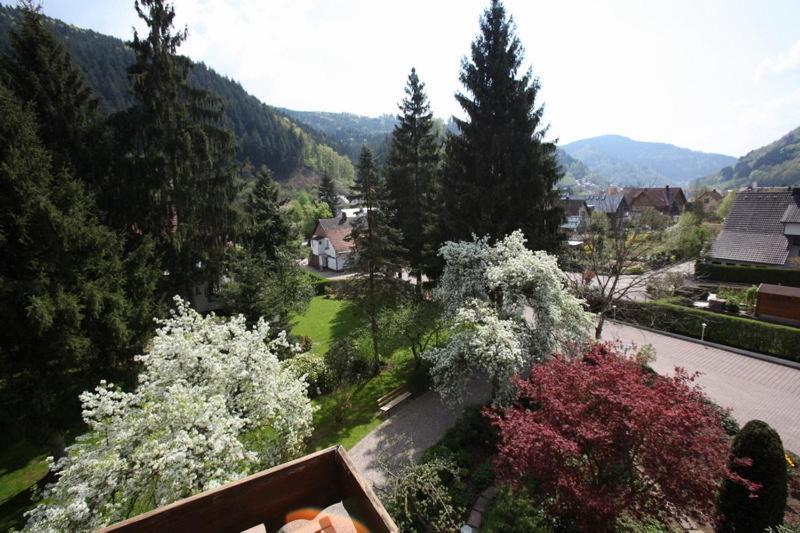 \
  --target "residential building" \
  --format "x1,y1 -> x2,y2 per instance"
308,211 -> 359,272
102,446 -> 398,533
574,193 -> 629,222
693,189 -> 725,213
623,186 -> 687,215
709,187 -> 800,267
556,197 -> 591,235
